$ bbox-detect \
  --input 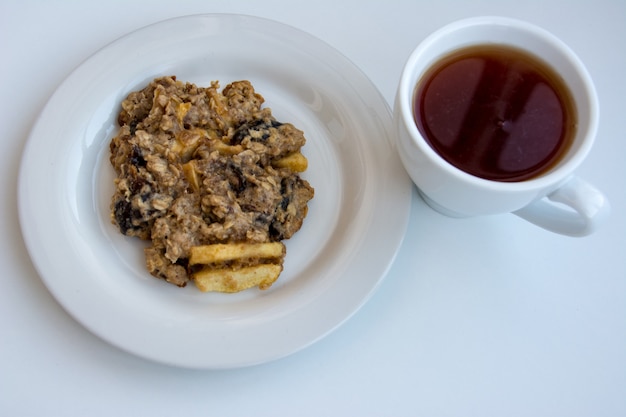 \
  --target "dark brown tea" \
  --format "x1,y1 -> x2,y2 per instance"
414,45 -> 576,182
